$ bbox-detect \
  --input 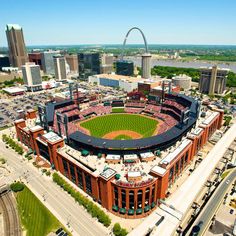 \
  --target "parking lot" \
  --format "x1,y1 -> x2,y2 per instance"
0,91 -> 54,128
0,81 -> 127,129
